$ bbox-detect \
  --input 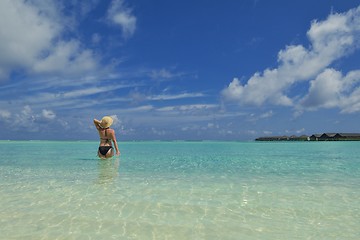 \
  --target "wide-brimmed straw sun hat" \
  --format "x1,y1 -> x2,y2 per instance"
99,116 -> 113,128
